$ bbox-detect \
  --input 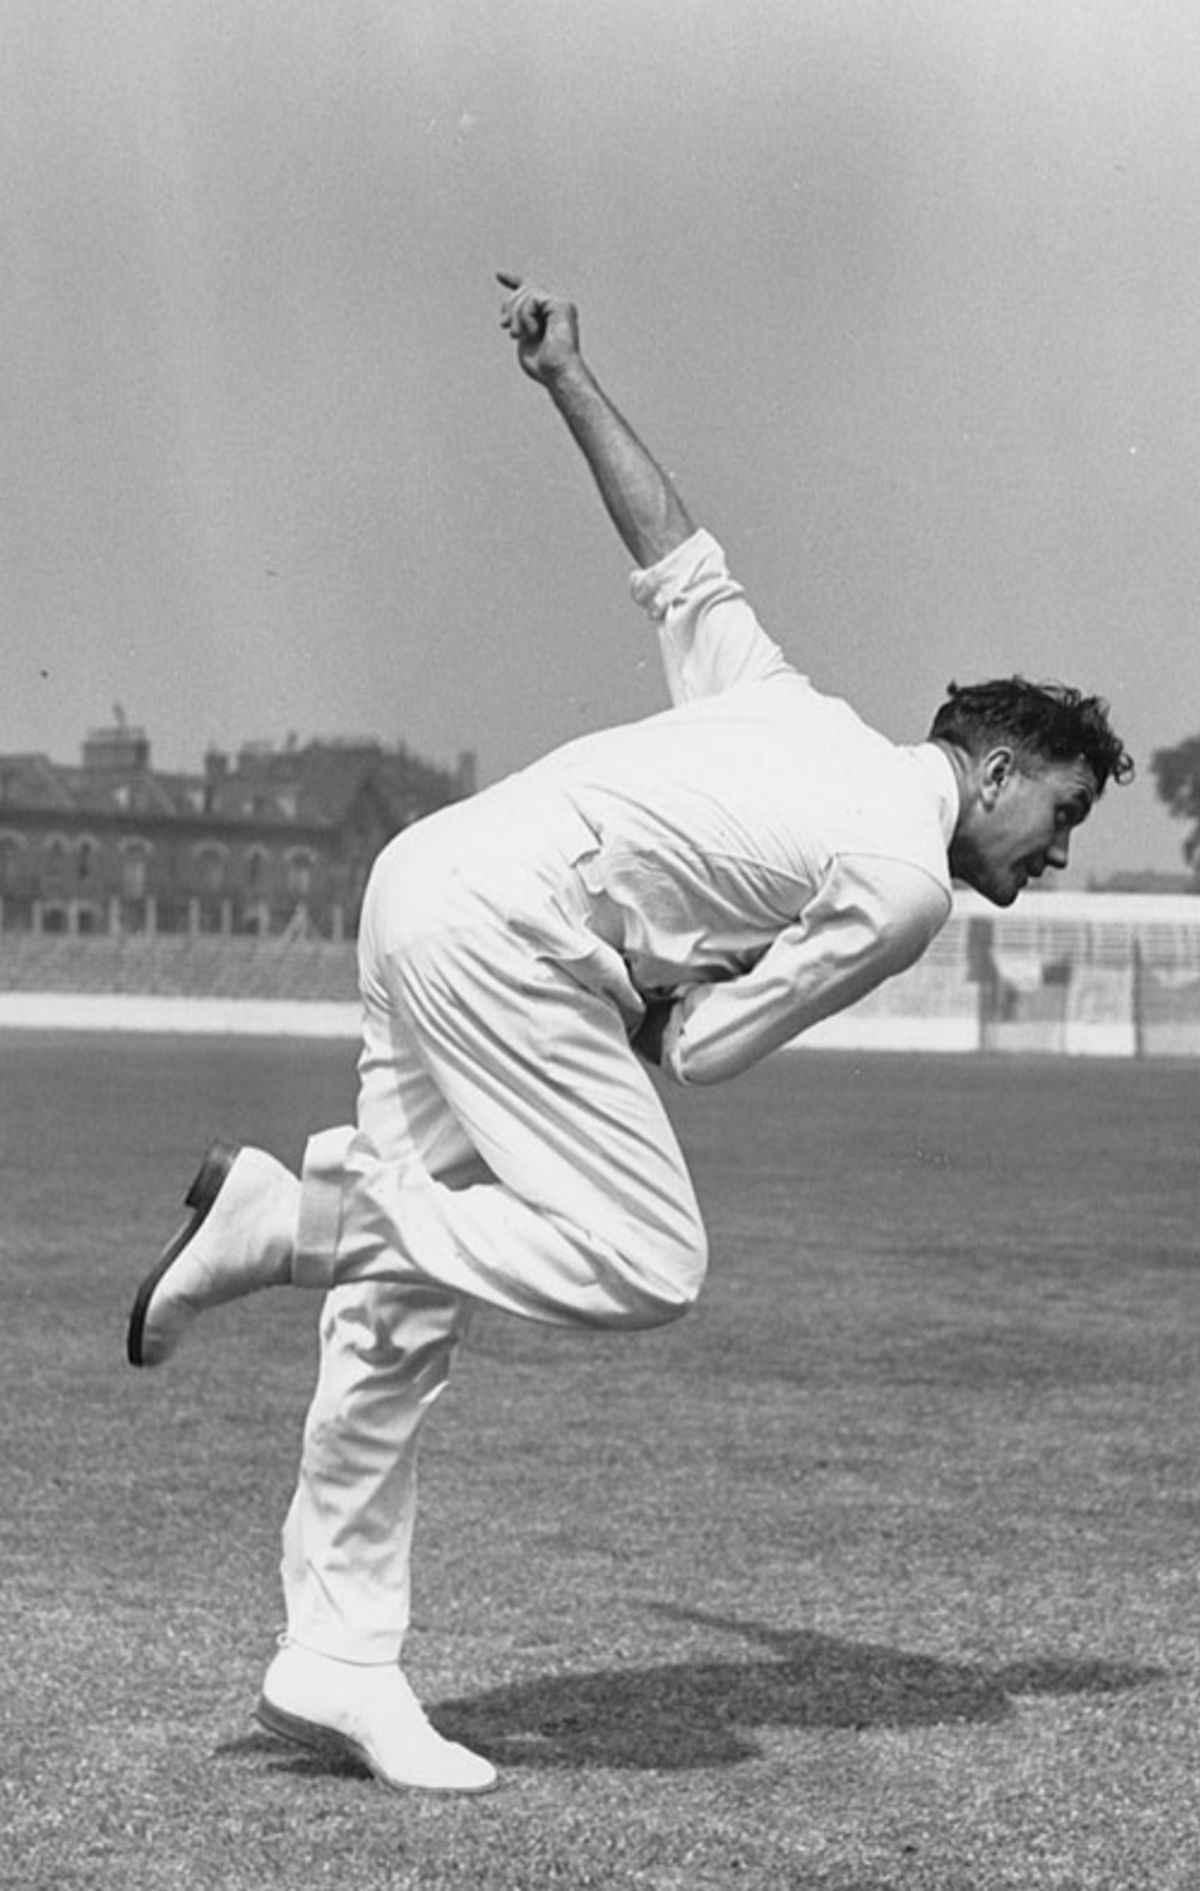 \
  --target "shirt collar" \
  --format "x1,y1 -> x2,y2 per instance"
907,742 -> 960,848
